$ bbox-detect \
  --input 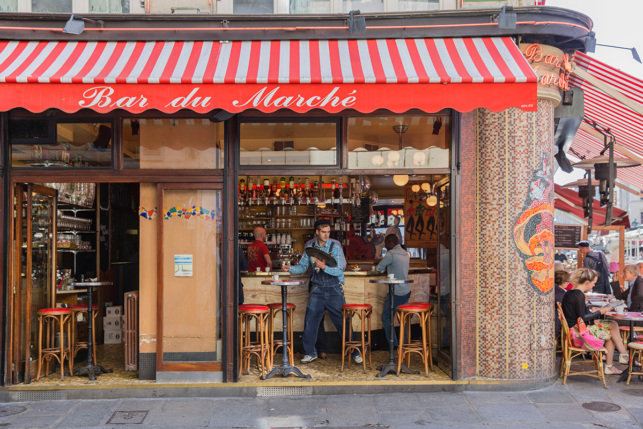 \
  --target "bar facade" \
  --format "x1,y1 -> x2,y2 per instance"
0,8 -> 591,387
